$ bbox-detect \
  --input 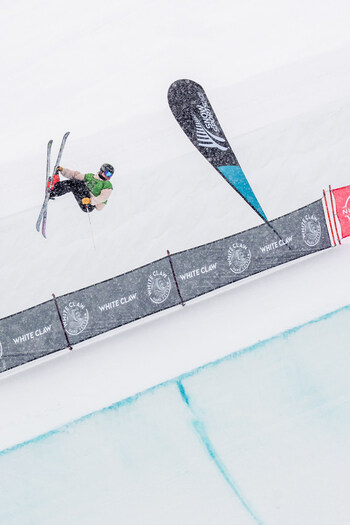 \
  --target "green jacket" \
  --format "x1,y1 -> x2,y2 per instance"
61,168 -> 113,211
84,173 -> 113,199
